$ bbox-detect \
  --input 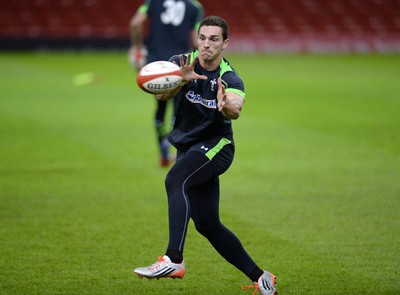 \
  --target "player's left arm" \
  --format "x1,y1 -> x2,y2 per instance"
217,77 -> 244,120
